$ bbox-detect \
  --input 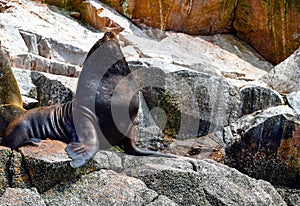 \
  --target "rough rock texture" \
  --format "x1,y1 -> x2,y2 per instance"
80,0 -> 125,34
19,140 -> 97,193
0,147 -> 11,195
0,188 -> 46,206
30,72 -> 76,106
0,143 -> 289,206
42,169 -> 176,206
102,0 -> 236,35
130,59 -> 242,139
102,0 -> 300,65
0,1 -> 299,205
233,0 -> 300,64
166,131 -> 225,162
287,91 -> 300,114
120,155 -> 286,206
277,187 -> 300,206
239,84 -> 284,115
224,106 -> 300,188
135,93 -> 166,151
260,47 -> 300,94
